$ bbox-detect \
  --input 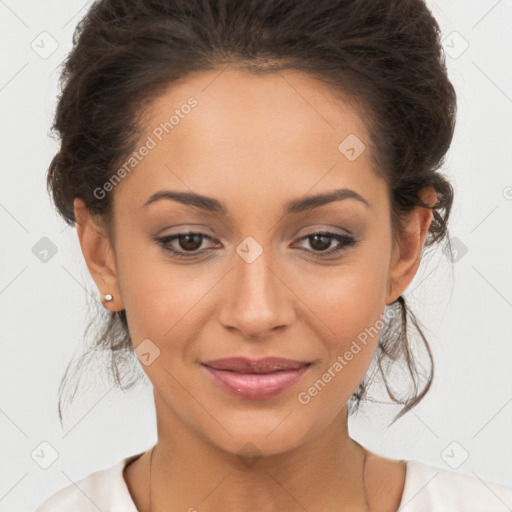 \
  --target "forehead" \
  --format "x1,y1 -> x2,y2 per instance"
113,67 -> 386,215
